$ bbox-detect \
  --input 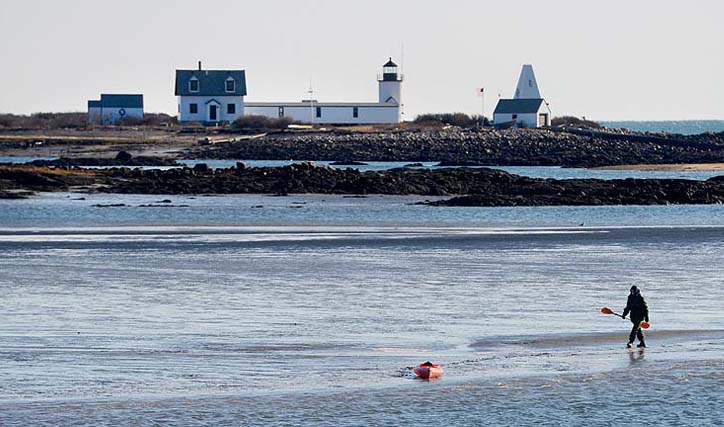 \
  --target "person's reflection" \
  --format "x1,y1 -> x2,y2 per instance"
629,348 -> 645,364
